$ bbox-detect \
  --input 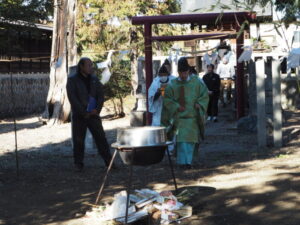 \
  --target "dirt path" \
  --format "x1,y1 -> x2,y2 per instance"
0,106 -> 299,225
